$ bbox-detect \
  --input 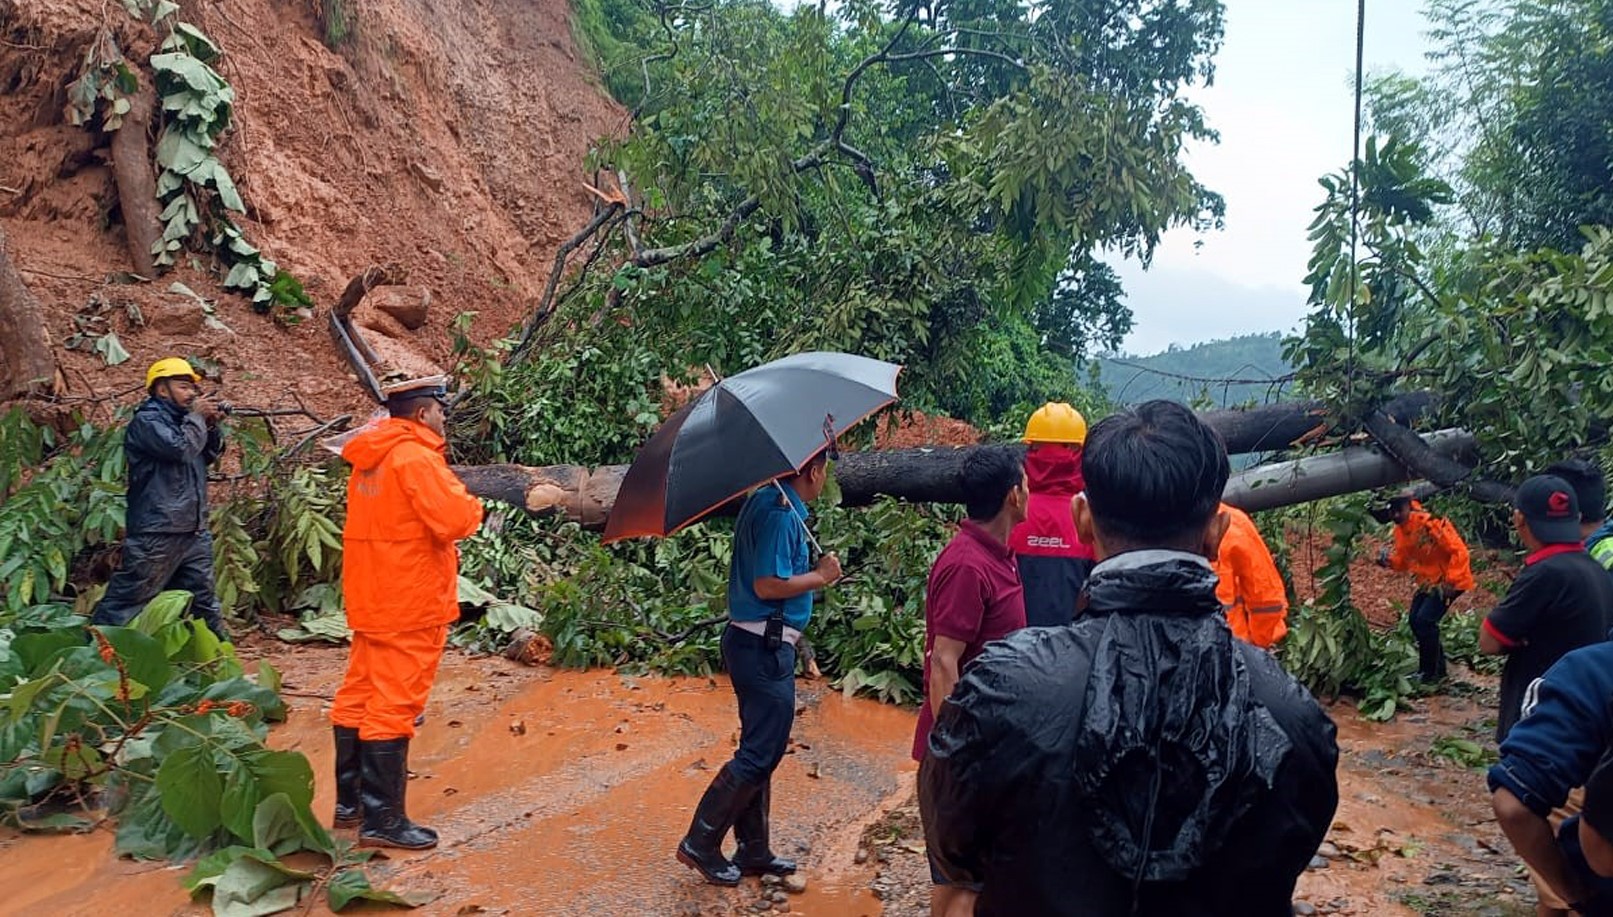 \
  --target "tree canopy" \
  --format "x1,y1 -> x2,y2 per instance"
458,0 -> 1228,464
